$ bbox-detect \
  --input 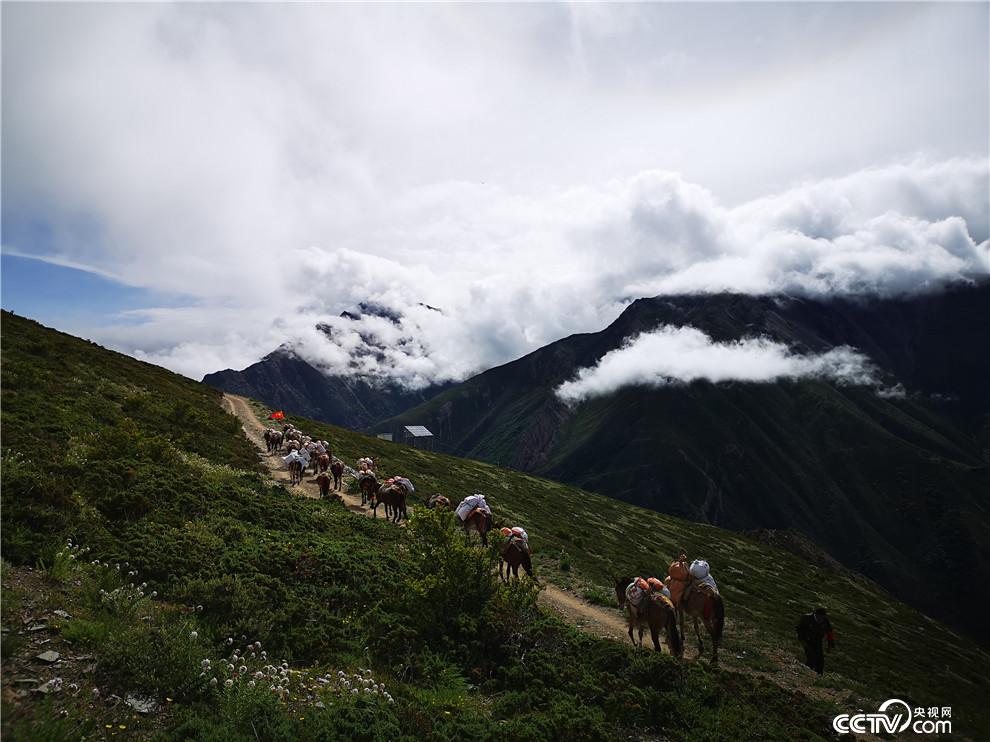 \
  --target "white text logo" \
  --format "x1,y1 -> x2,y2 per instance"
832,699 -> 952,735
